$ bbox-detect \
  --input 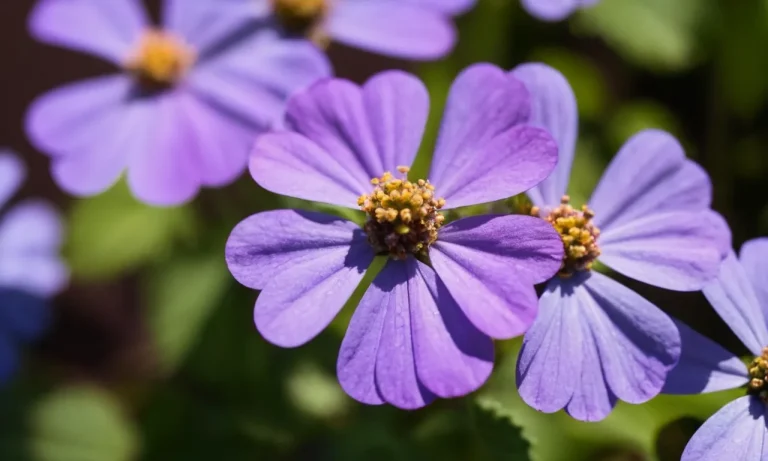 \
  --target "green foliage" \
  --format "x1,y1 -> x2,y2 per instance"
65,181 -> 196,280
473,398 -> 532,461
